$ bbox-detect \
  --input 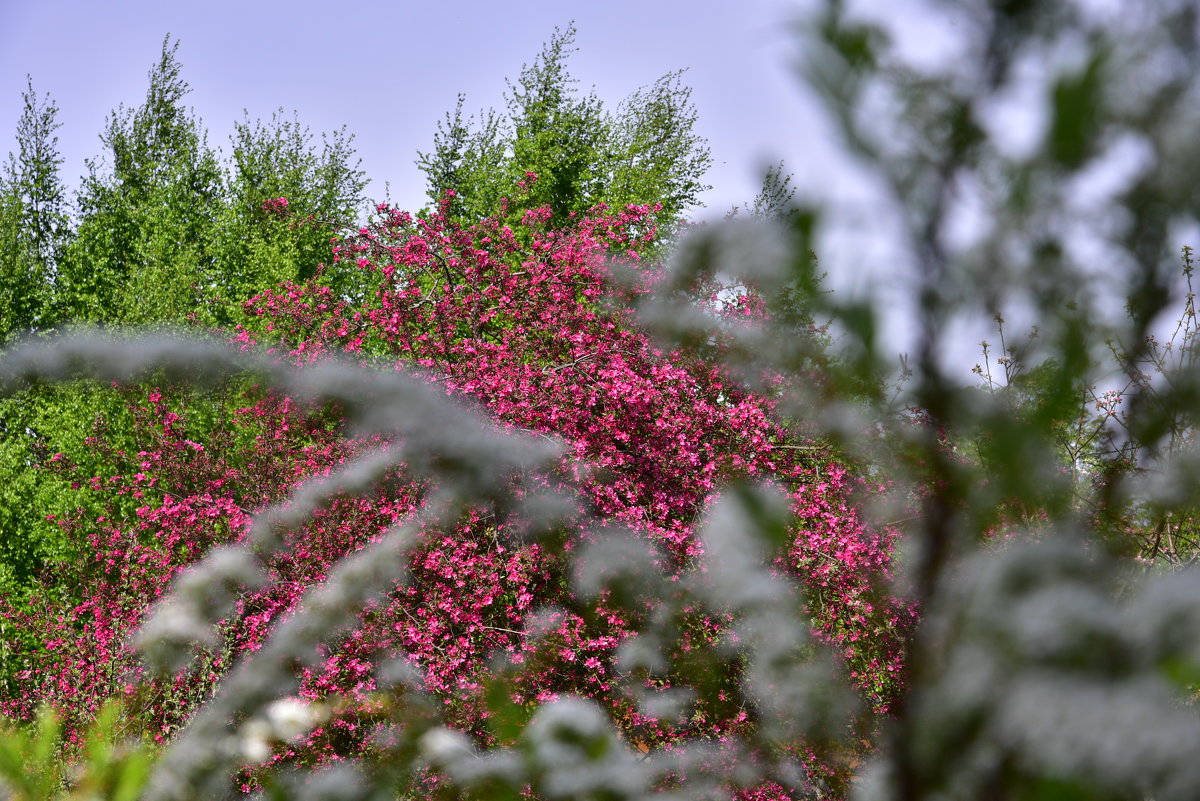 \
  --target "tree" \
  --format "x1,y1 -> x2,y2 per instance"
415,94 -> 508,223
212,110 -> 367,316
56,37 -> 224,325
0,39 -> 231,632
0,77 -> 69,339
0,37 -> 371,681
47,39 -> 369,328
782,0 -> 1200,798
416,23 -> 711,232
605,69 -> 712,225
